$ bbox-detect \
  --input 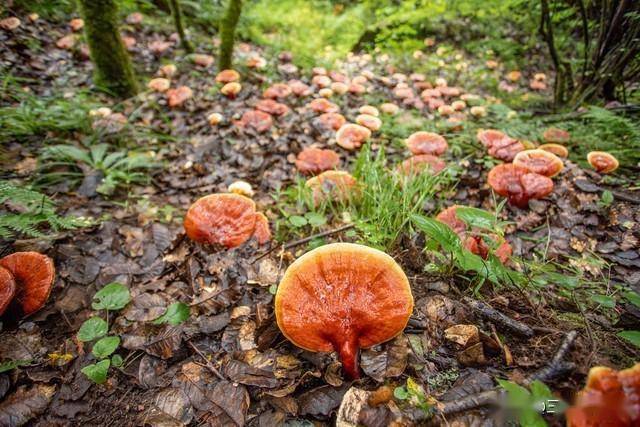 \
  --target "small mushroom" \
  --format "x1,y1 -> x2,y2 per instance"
437,104 -> 455,116
440,87 -> 461,97
147,78 -> 171,93
451,100 -> 466,111
255,99 -> 290,116
543,127 -> 570,144
513,149 -> 564,177
348,83 -> 366,95
166,86 -> 193,107
330,71 -> 348,83
336,124 -> 371,150
263,83 -> 292,99
355,114 -> 382,132
380,103 -> 399,115
0,266 -> 16,316
470,106 -> 487,118
312,67 -> 327,76
476,129 -> 507,148
288,80 -> 312,97
398,155 -> 446,175
538,143 -> 568,158
183,194 -> 257,249
0,17 -> 21,31
529,80 -> 547,91
506,70 -> 521,82
207,112 -> 223,126
393,86 -> 413,99
295,148 -> 340,175
308,98 -> 339,114
406,132 -> 448,156
0,252 -> 55,316
69,18 -> 84,32
488,164 -> 554,208
56,34 -> 76,50
359,105 -> 379,117
330,82 -> 349,95
126,12 -> 144,25
316,113 -> 346,131
237,110 -> 273,133
246,55 -> 266,69
158,64 -> 177,78
215,69 -> 240,83
121,35 -> 136,50
483,134 -> 524,162
566,364 -> 640,427
253,213 -> 271,244
220,82 -> 242,99
228,181 -> 254,197
312,75 -> 332,88
587,151 -> 619,174
318,88 -> 333,98
306,171 -> 357,205
149,40 -> 172,55
275,243 -> 413,379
